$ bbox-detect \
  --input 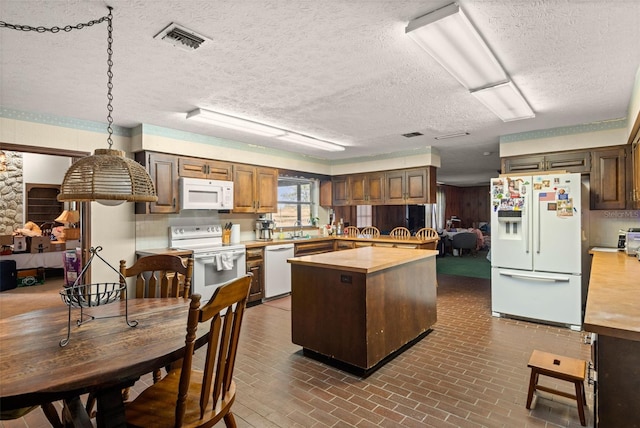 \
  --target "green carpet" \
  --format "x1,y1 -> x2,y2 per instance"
436,250 -> 491,279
